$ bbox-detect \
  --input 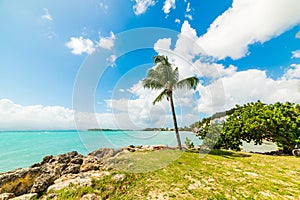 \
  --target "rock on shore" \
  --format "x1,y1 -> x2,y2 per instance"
0,145 -> 170,199
0,148 -> 120,198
